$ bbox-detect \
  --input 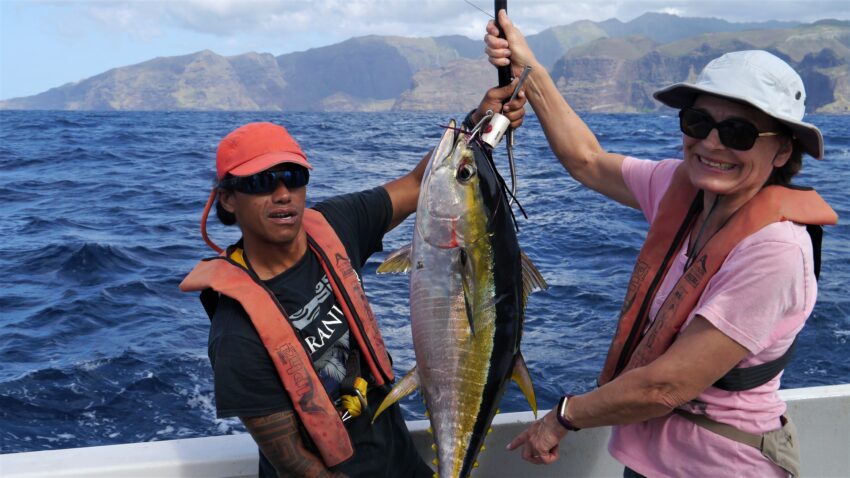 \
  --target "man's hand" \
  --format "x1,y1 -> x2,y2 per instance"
505,408 -> 569,465
469,80 -> 528,130
241,411 -> 346,478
